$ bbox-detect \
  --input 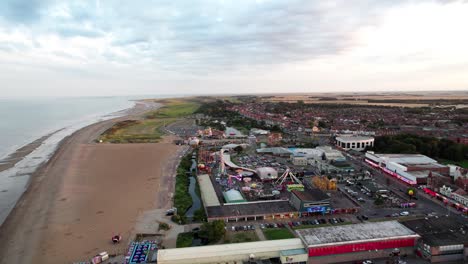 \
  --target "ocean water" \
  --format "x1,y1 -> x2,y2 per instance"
0,96 -> 139,226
